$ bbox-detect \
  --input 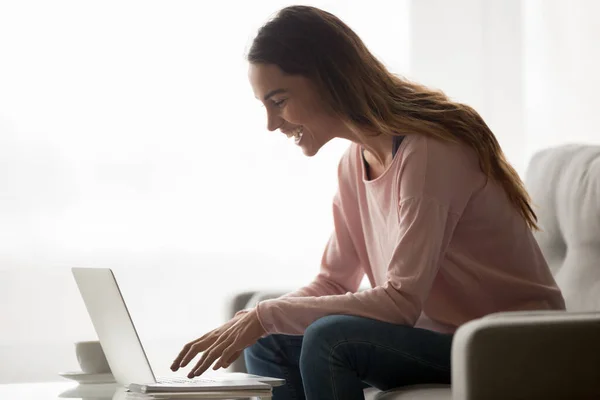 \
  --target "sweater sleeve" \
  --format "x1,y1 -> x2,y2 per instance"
278,197 -> 366,299
256,196 -> 460,334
